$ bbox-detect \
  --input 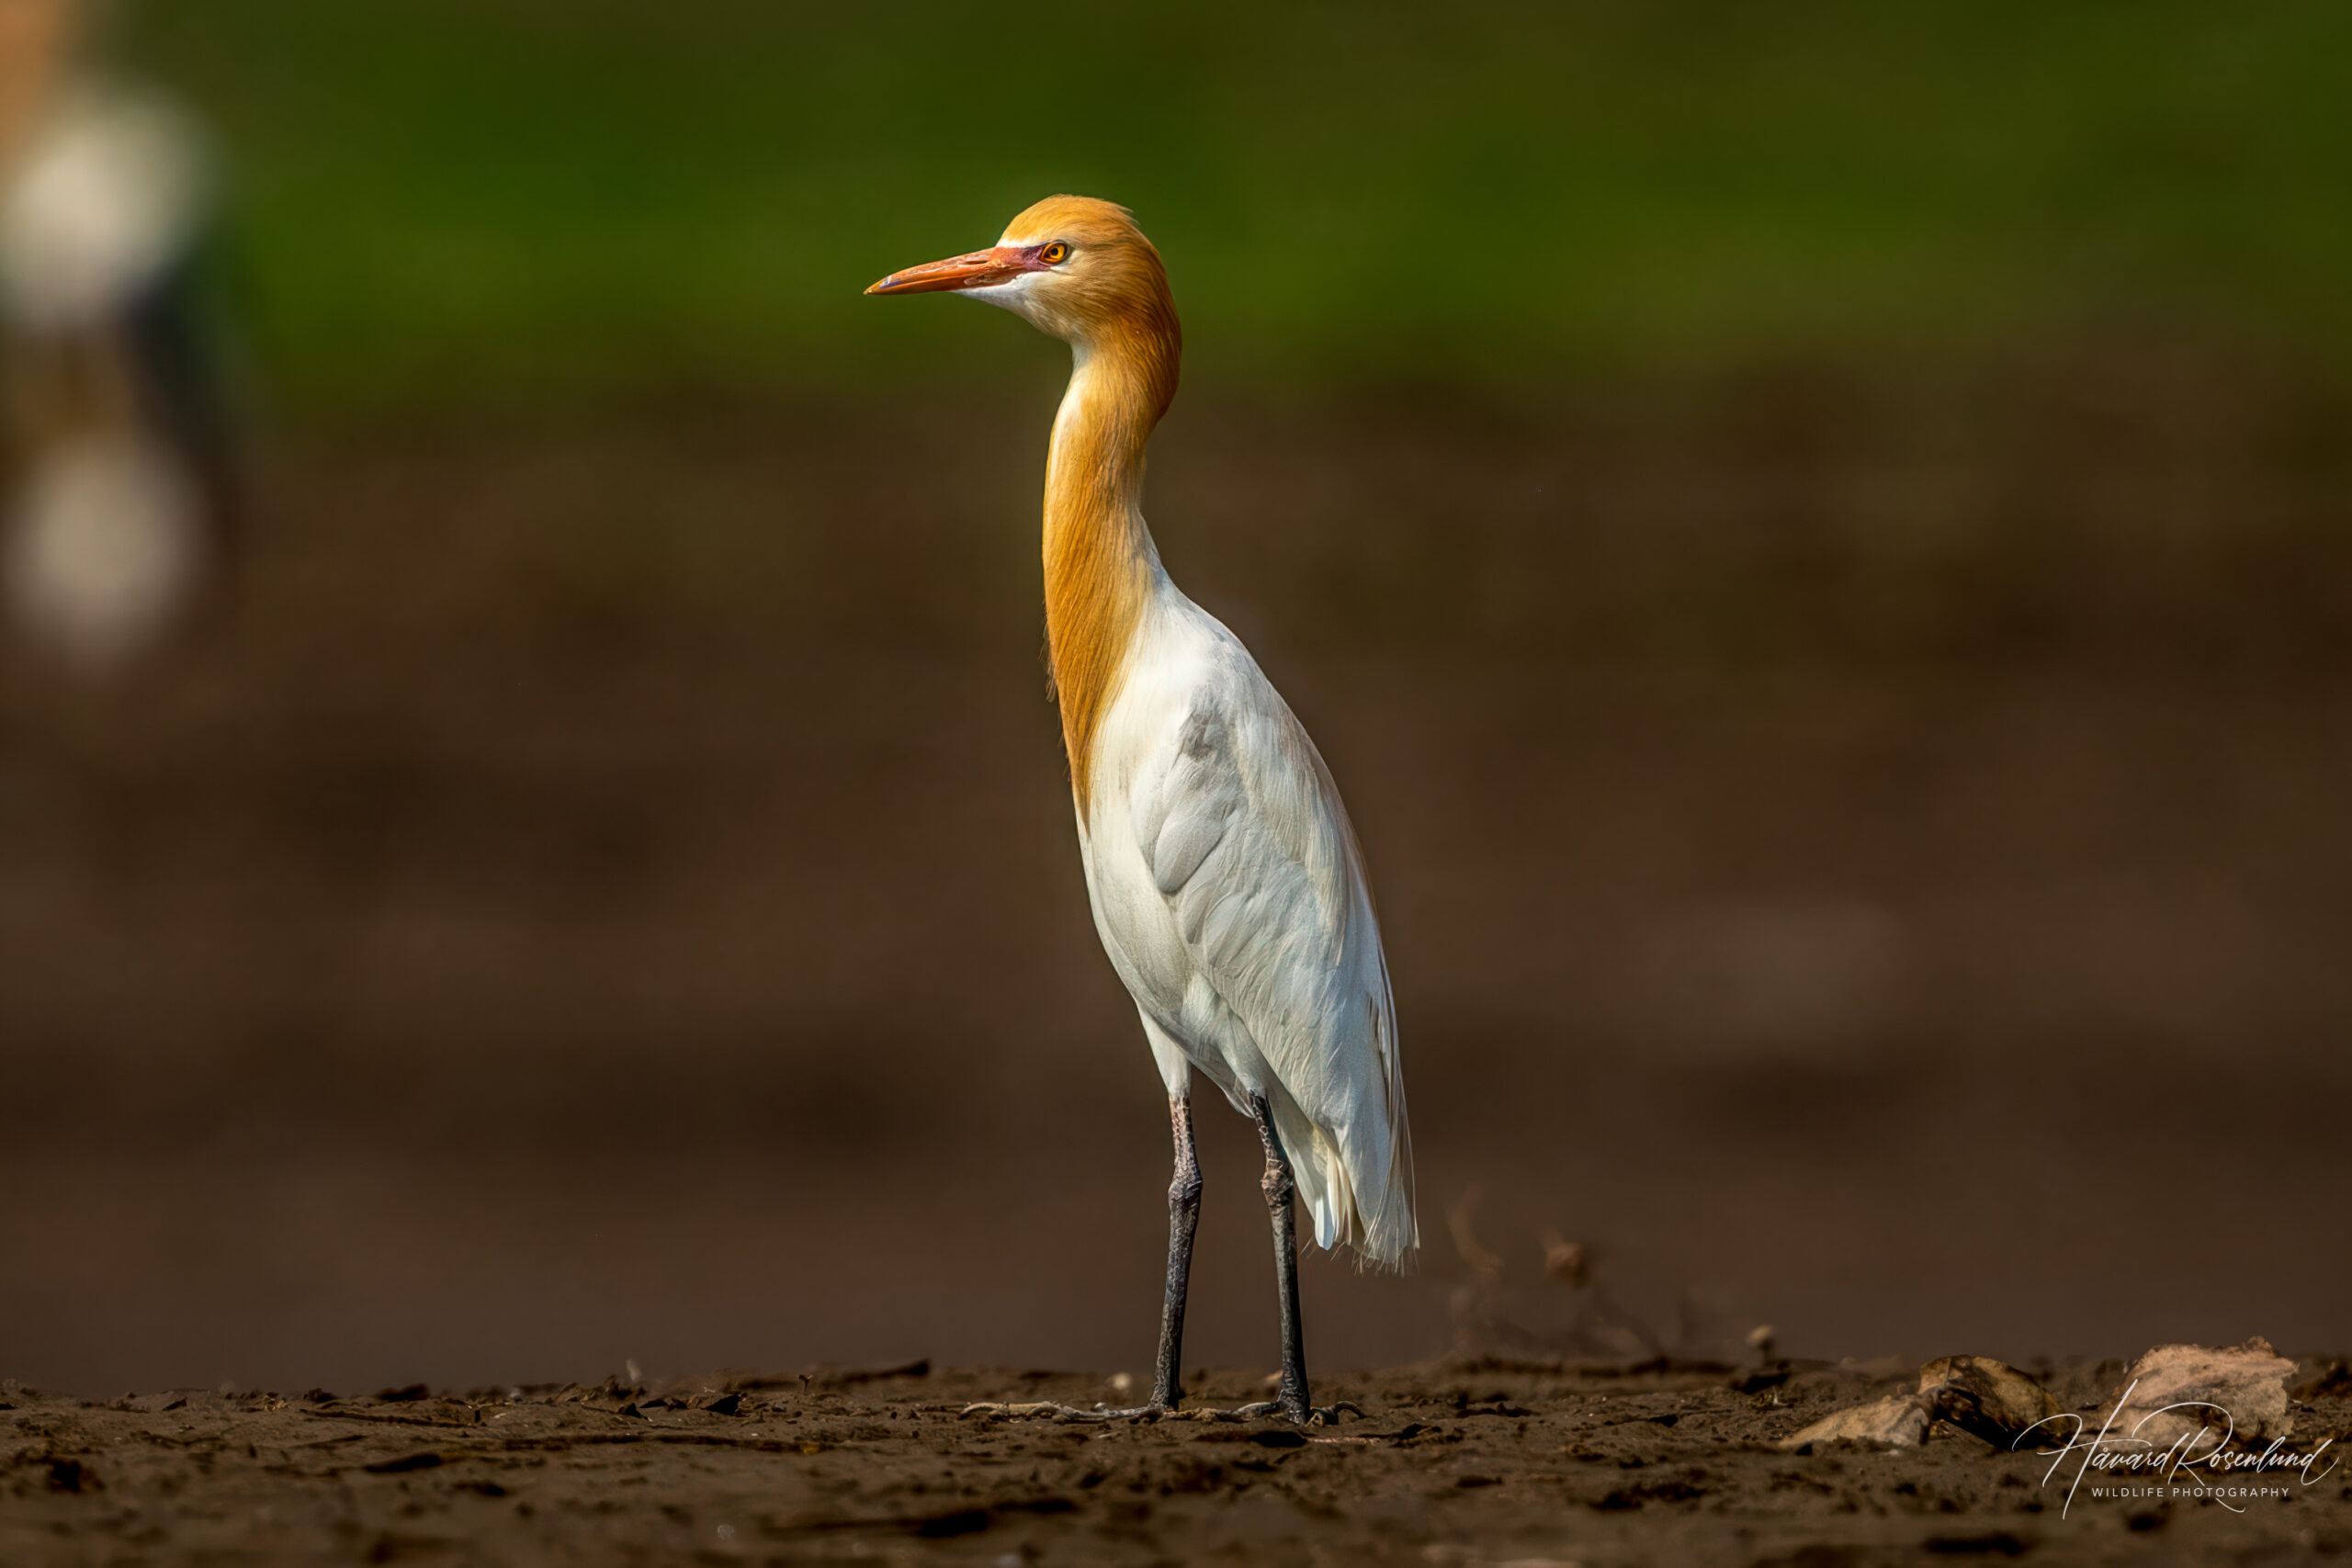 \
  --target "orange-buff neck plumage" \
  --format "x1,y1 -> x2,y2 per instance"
1023,197 -> 1181,807
865,195 -> 1177,807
